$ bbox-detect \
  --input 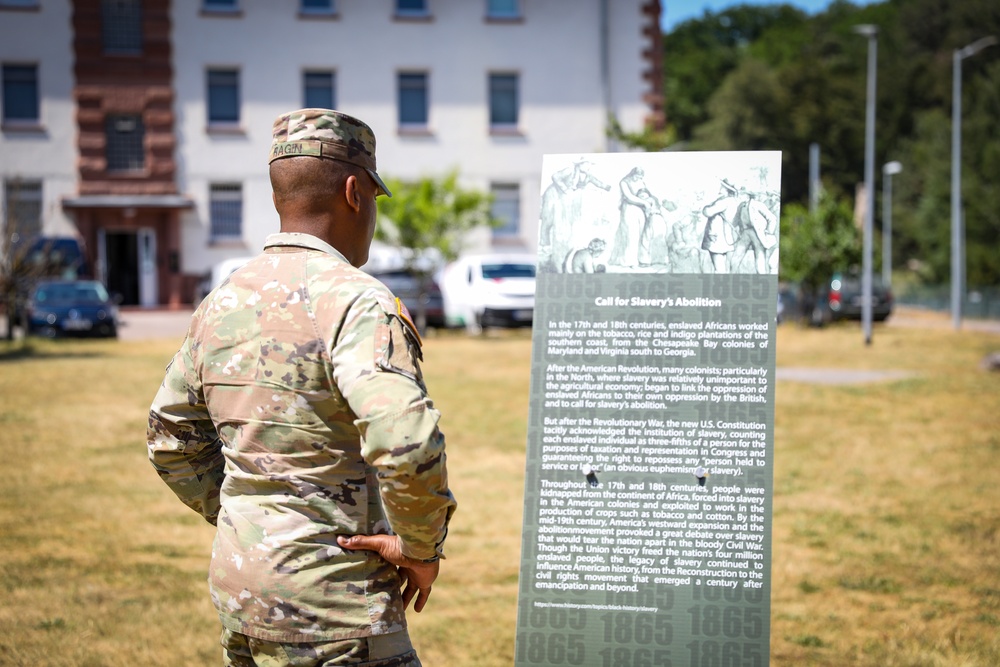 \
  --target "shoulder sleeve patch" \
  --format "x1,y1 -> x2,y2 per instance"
394,297 -> 423,358
375,299 -> 425,386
